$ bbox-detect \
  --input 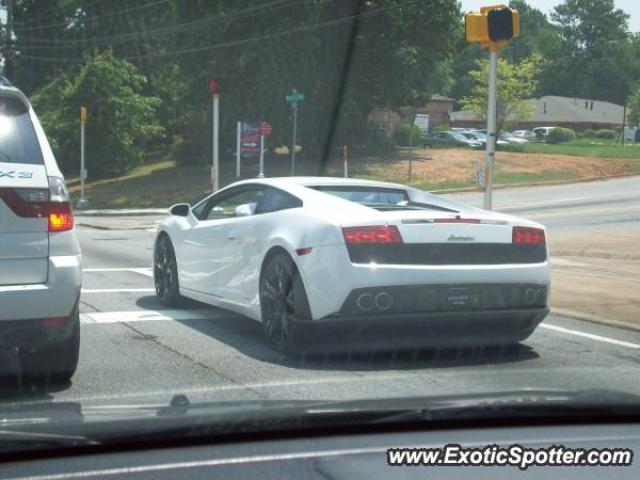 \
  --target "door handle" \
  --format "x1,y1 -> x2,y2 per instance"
227,236 -> 237,240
